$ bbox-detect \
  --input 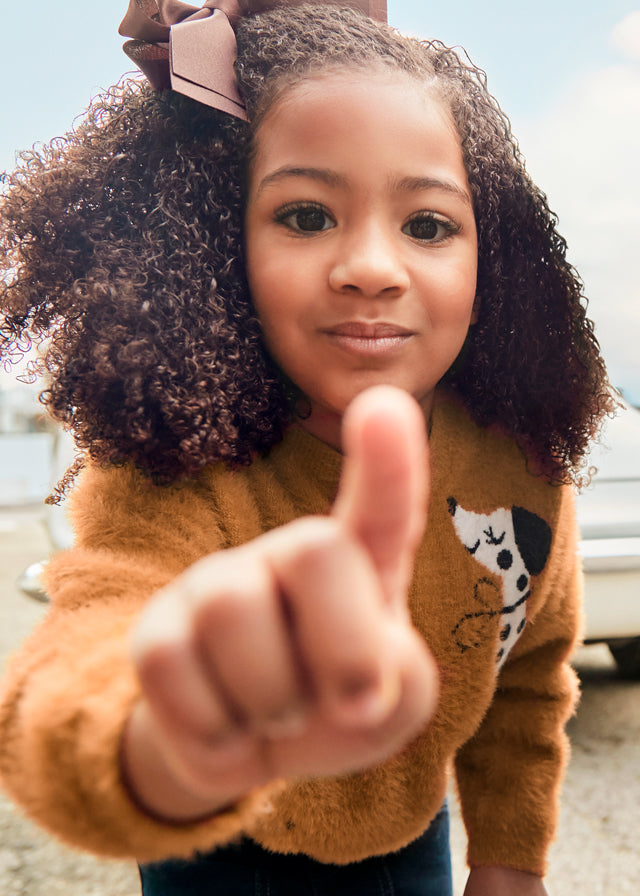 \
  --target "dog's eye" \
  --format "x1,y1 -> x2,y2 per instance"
484,526 -> 506,546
